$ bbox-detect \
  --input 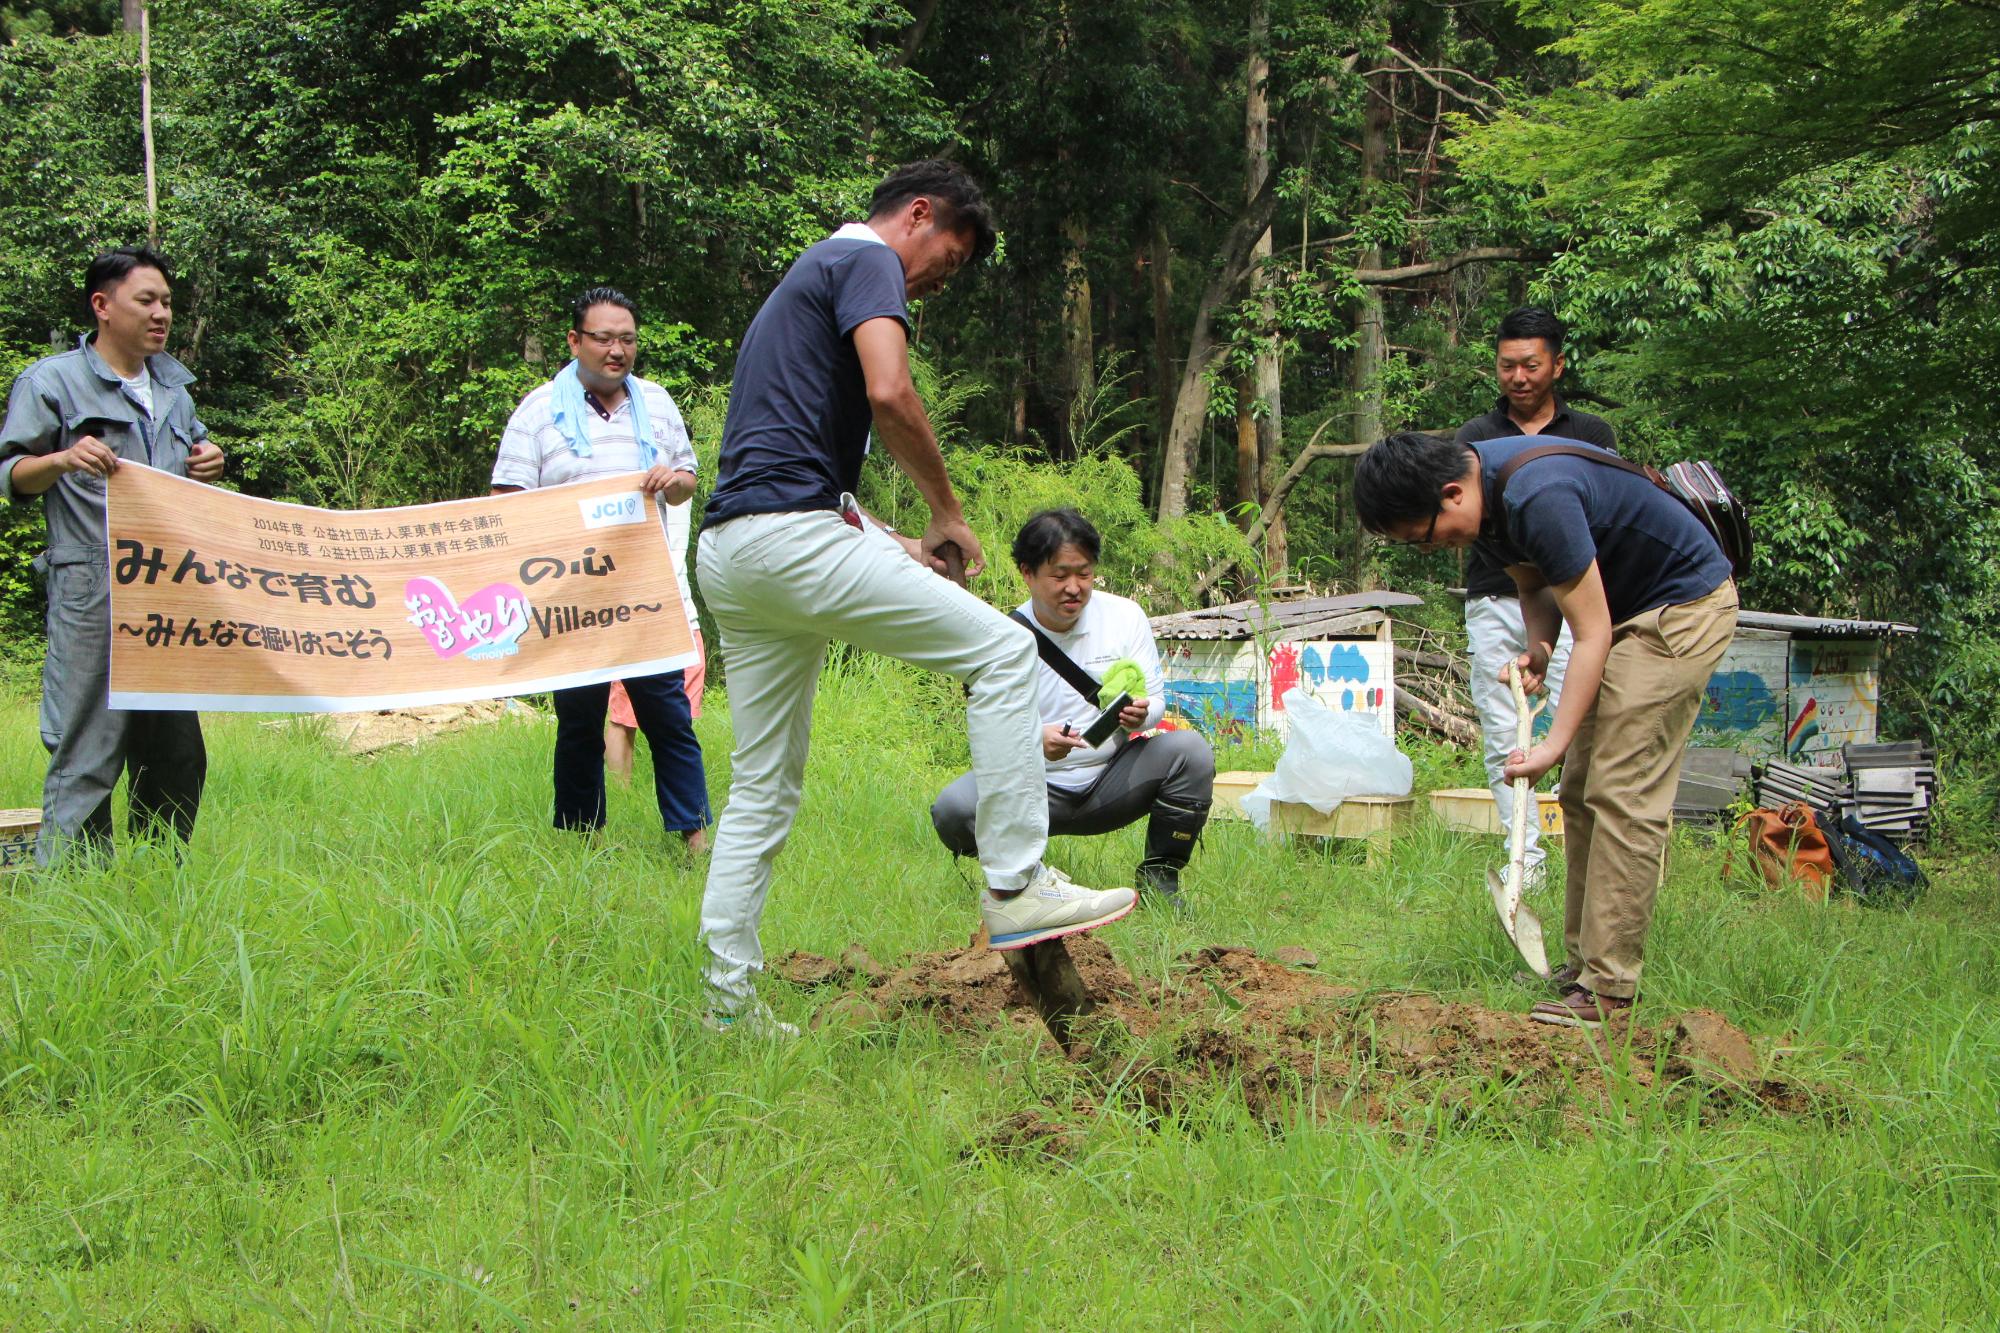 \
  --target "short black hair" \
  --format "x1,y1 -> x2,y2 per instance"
1353,433 -> 1474,535
1013,508 -> 1101,570
869,160 -> 998,265
571,286 -> 639,331
1496,306 -> 1564,356
84,246 -> 173,302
